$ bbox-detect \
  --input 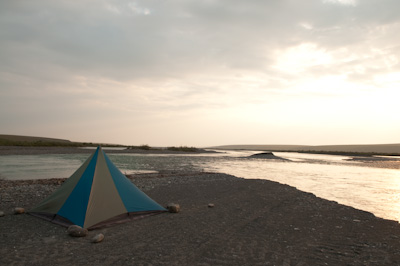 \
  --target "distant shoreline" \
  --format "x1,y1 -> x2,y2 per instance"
210,144 -> 400,156
1,134 -> 399,156
0,146 -> 218,156
268,149 -> 400,157
1,145 -> 400,158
